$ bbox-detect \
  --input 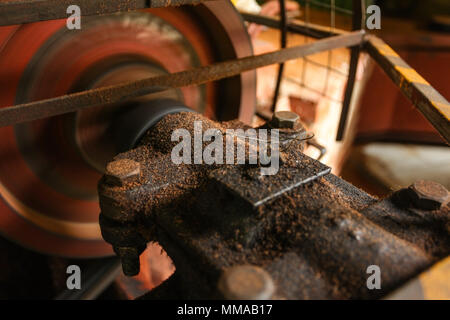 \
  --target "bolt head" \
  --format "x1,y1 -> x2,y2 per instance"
114,246 -> 144,276
218,265 -> 275,300
271,111 -> 299,129
105,159 -> 140,187
409,180 -> 449,210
